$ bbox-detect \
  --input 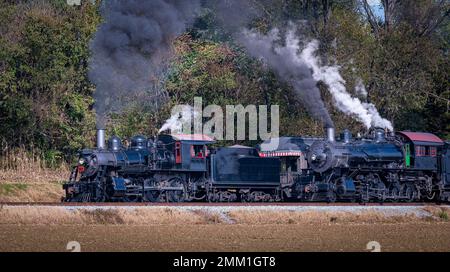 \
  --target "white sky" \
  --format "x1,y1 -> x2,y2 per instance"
366,0 -> 381,5
367,0 -> 385,19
